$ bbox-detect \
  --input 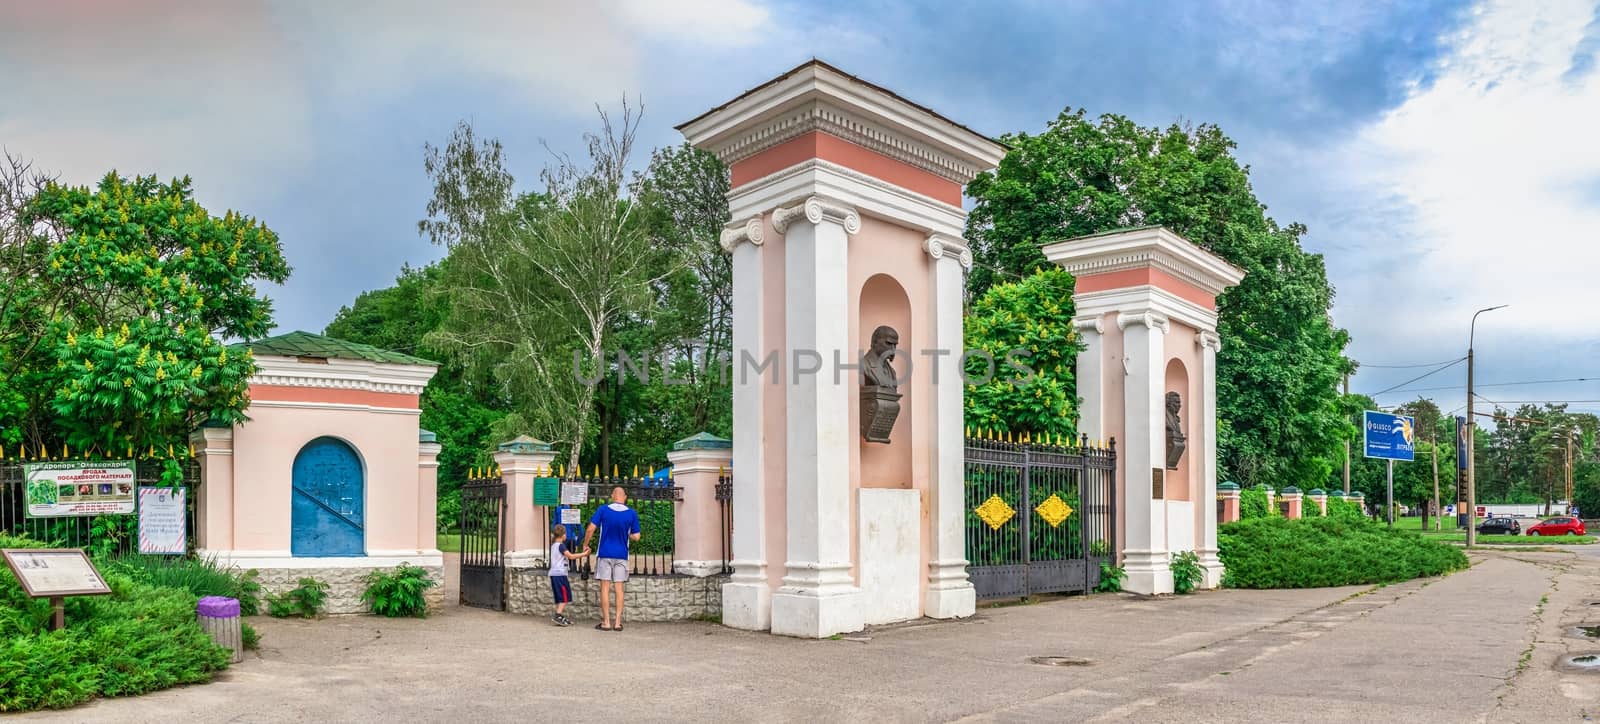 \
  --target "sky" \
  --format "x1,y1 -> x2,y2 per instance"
3,0 -> 1598,418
